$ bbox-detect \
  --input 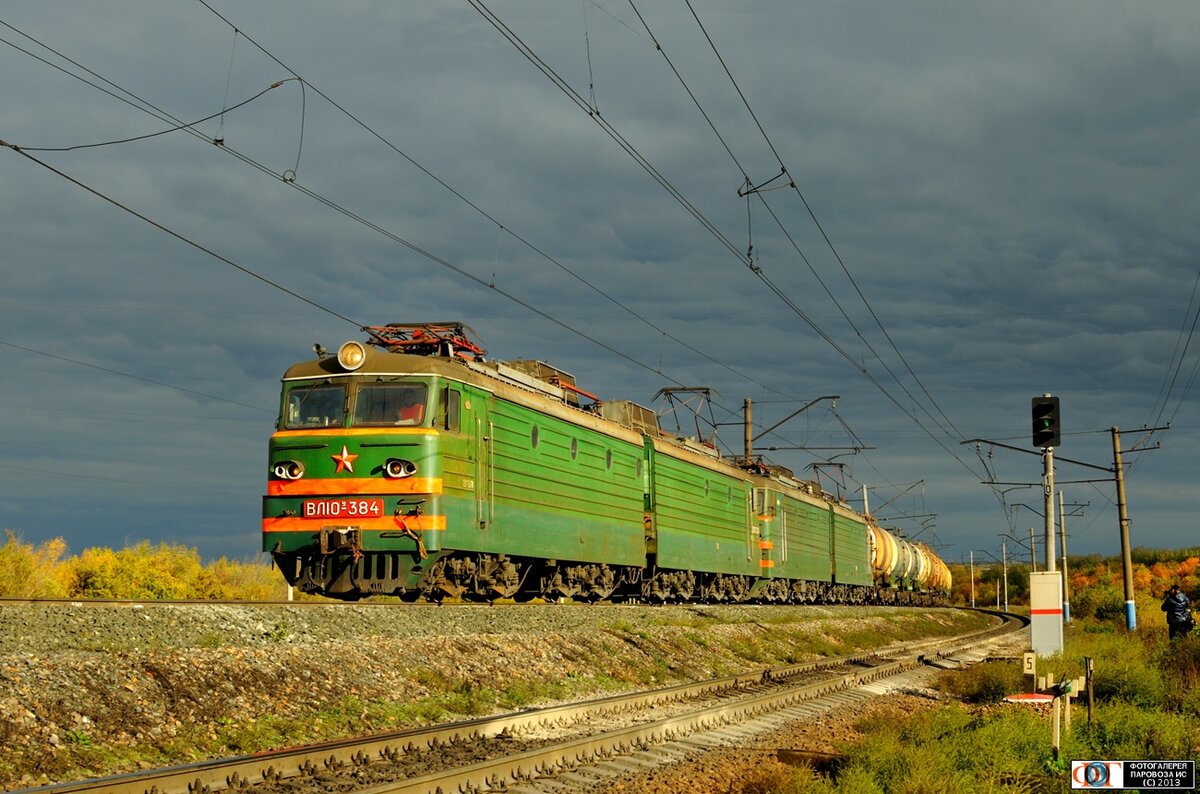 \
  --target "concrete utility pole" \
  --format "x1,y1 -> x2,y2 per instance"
1029,527 -> 1037,573
743,398 -> 753,464
1059,489 -> 1071,623
970,551 -> 976,608
1112,427 -> 1136,630
1002,539 -> 1009,611
1043,448 -> 1056,572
